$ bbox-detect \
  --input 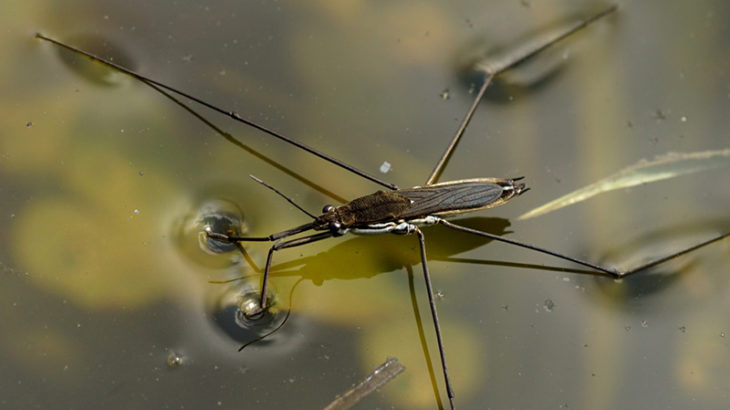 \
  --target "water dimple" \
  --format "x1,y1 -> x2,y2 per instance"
209,281 -> 287,346
174,198 -> 247,268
